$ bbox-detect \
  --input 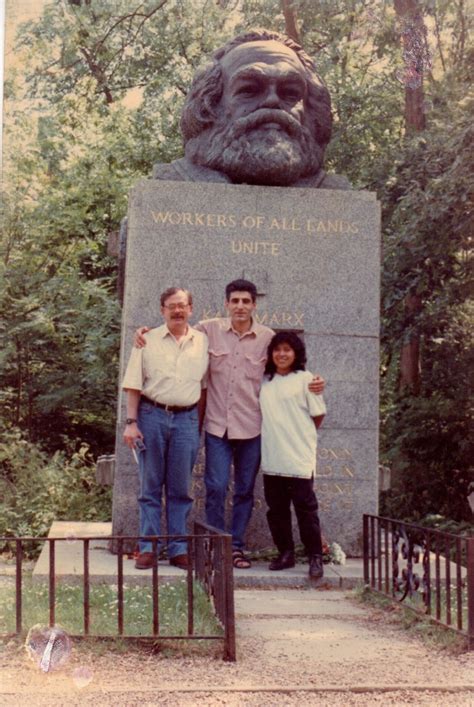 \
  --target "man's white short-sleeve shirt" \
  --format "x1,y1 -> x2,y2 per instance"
122,324 -> 208,406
